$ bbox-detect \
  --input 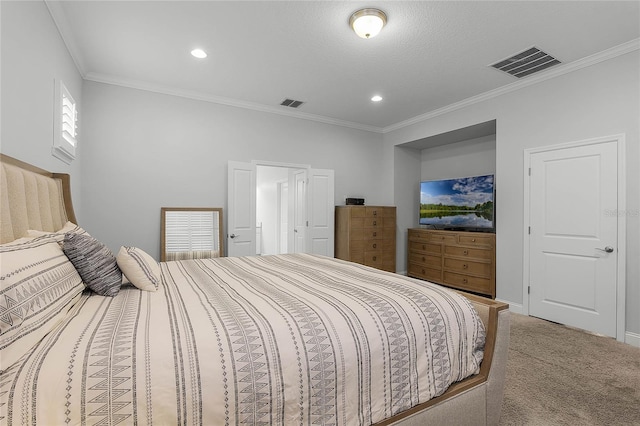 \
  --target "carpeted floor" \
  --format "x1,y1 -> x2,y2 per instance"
499,313 -> 640,425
